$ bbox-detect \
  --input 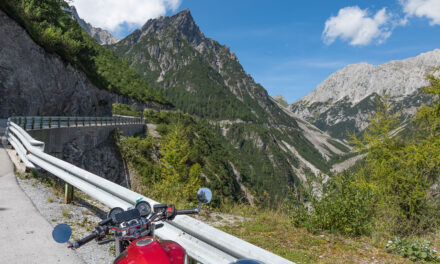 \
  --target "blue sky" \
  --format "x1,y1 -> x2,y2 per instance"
74,0 -> 440,104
